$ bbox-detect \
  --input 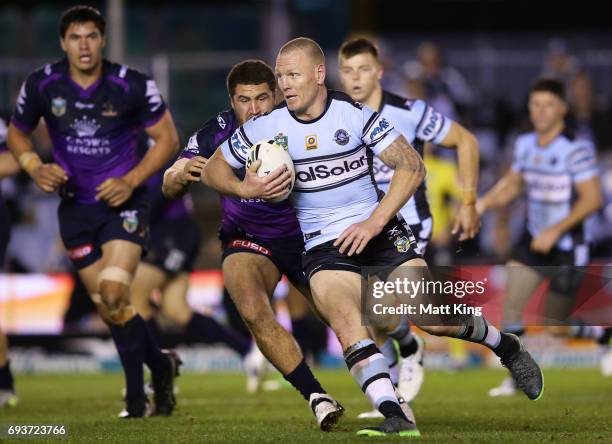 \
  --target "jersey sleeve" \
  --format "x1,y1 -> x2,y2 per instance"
567,142 -> 598,183
132,71 -> 167,128
413,99 -> 452,144
220,122 -> 255,169
11,73 -> 44,132
361,105 -> 401,155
